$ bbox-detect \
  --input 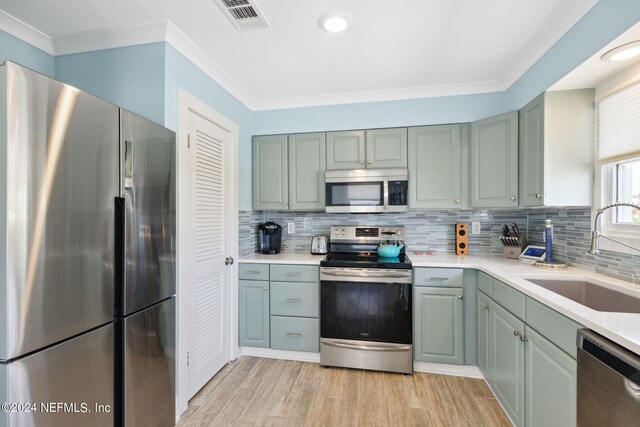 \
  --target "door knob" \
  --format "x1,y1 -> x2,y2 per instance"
230,257 -> 234,265
225,257 -> 231,265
